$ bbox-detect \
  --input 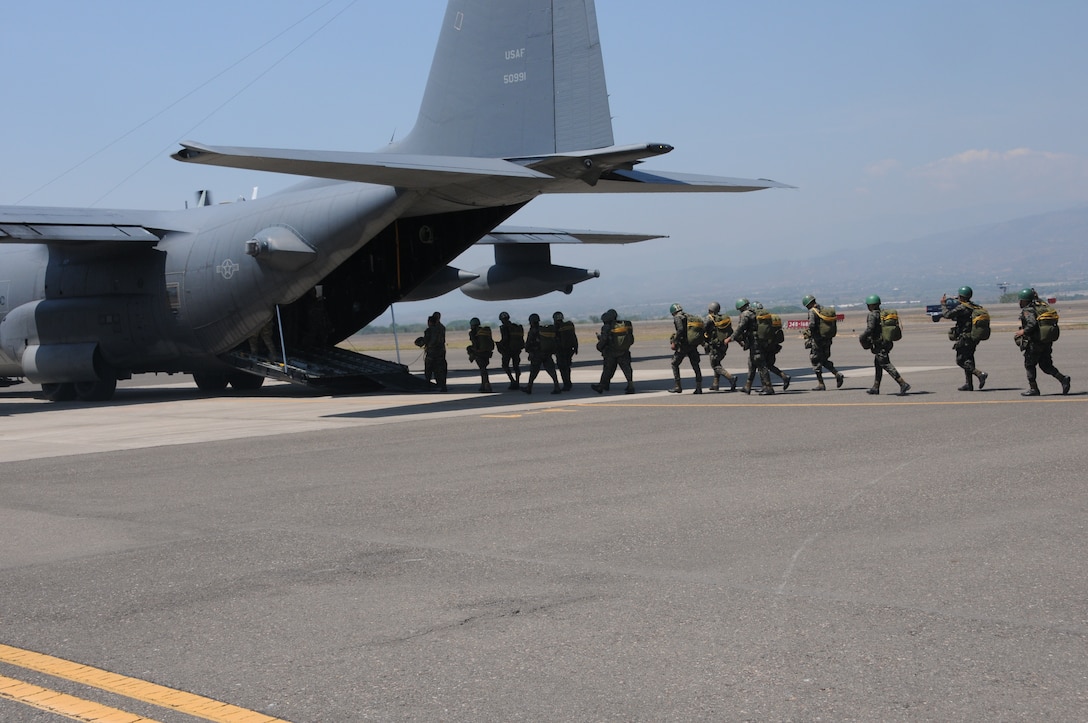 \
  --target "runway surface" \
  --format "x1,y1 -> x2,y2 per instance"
1,305 -> 1086,720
